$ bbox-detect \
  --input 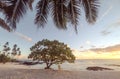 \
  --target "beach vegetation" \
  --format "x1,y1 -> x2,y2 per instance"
28,39 -> 75,69
0,42 -> 21,63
